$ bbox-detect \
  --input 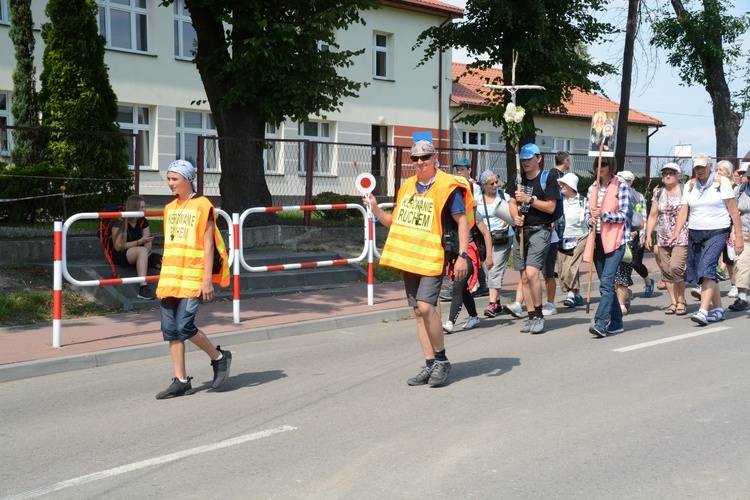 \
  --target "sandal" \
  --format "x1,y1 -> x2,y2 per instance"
675,301 -> 687,316
664,303 -> 677,315
707,309 -> 725,322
